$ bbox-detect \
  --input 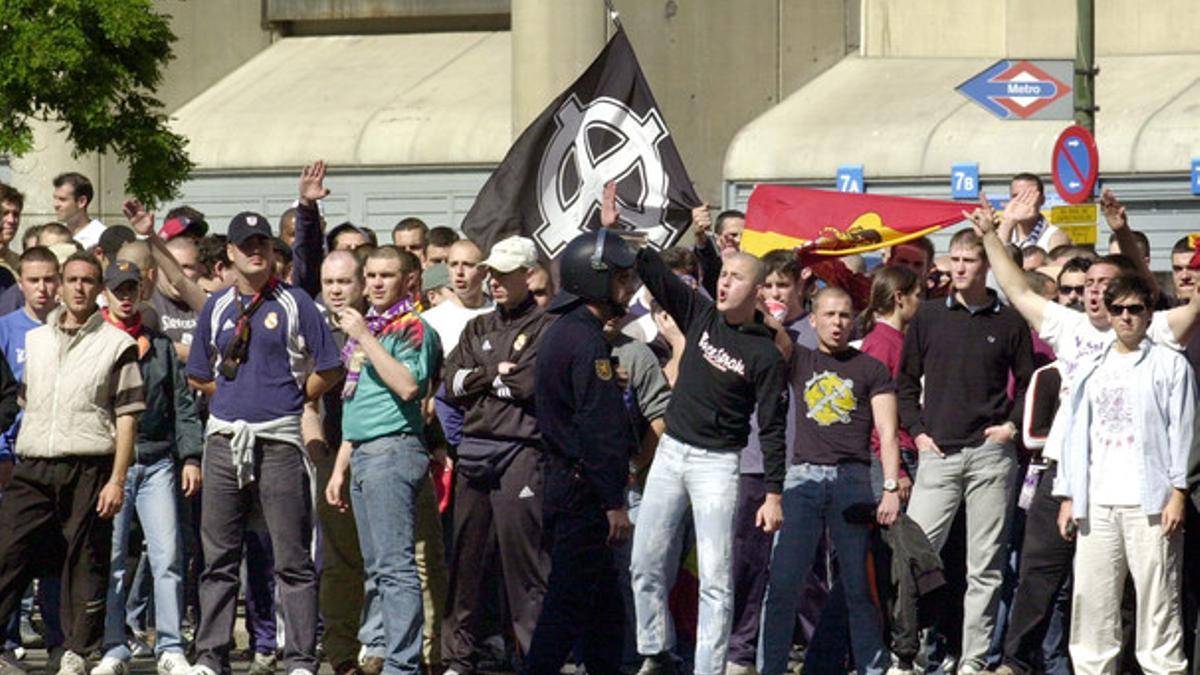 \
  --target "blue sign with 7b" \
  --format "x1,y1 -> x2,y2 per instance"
952,163 -> 980,199
837,164 -> 863,193
1192,158 -> 1200,196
